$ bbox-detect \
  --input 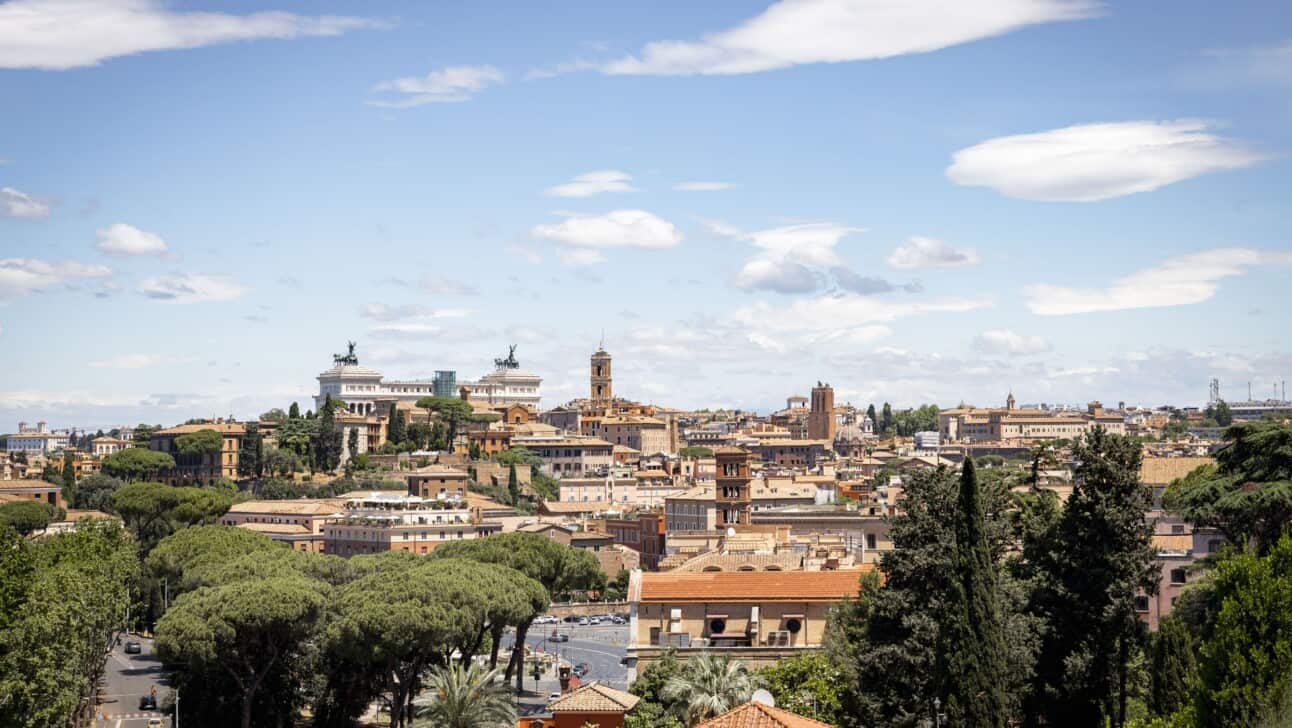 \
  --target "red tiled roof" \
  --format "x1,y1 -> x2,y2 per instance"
638,567 -> 871,603
695,701 -> 833,728
547,682 -> 640,713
